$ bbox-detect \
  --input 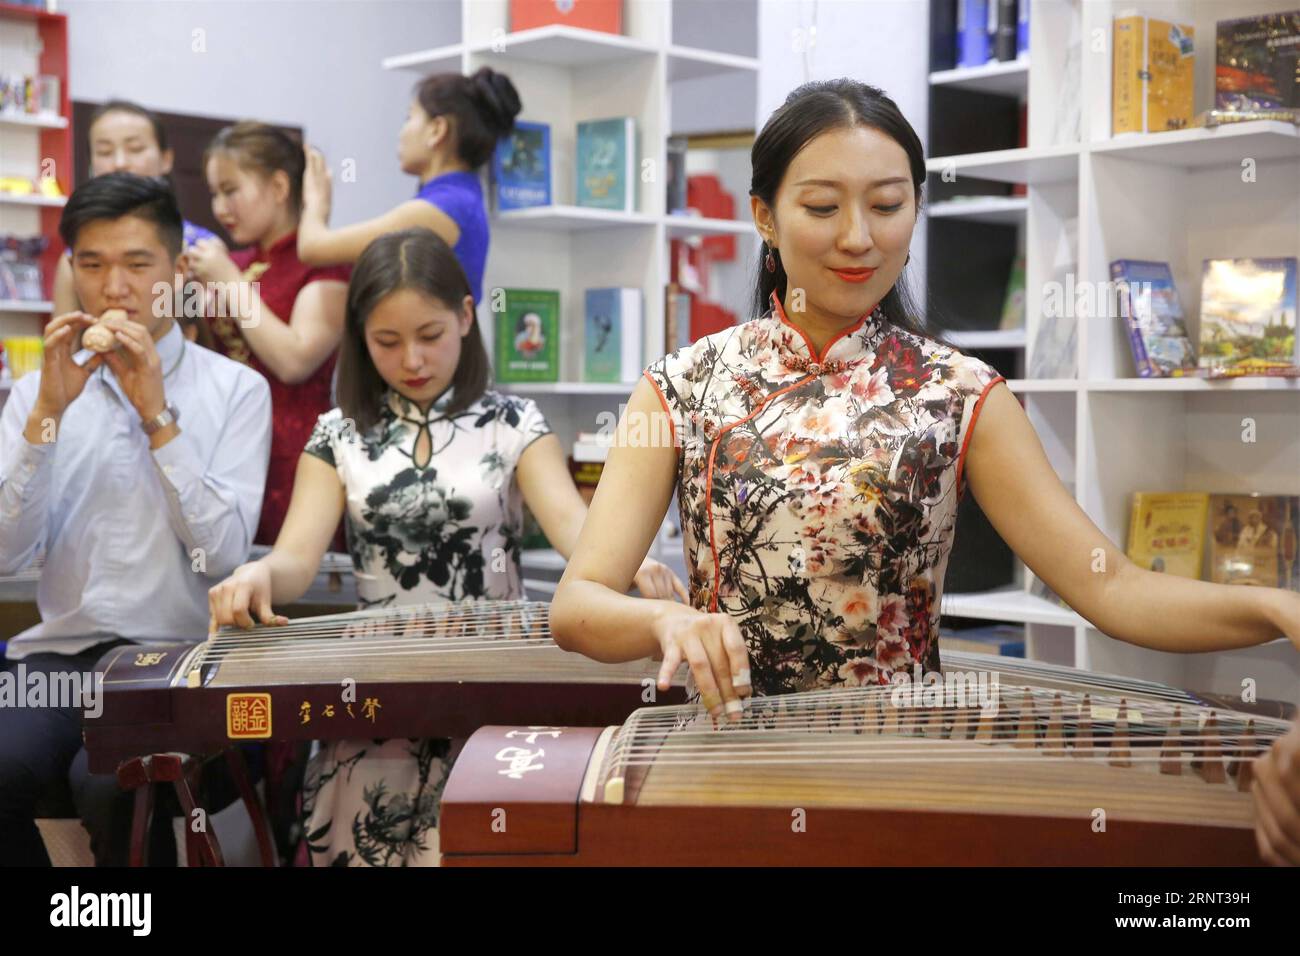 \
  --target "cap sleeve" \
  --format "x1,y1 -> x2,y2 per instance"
303,407 -> 346,469
644,345 -> 699,450
506,396 -> 553,467
953,354 -> 1006,493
